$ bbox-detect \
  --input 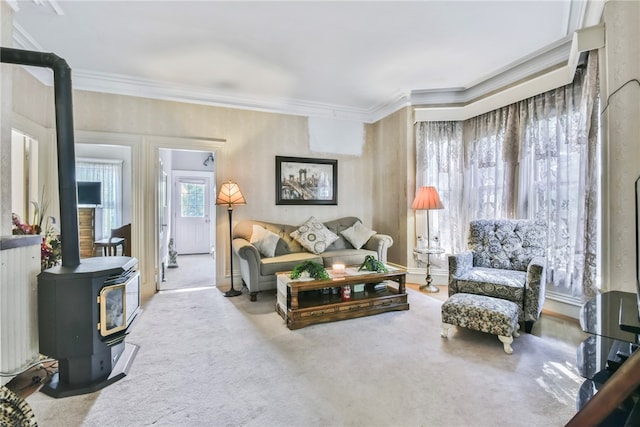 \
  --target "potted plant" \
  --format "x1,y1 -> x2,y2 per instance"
290,260 -> 330,280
